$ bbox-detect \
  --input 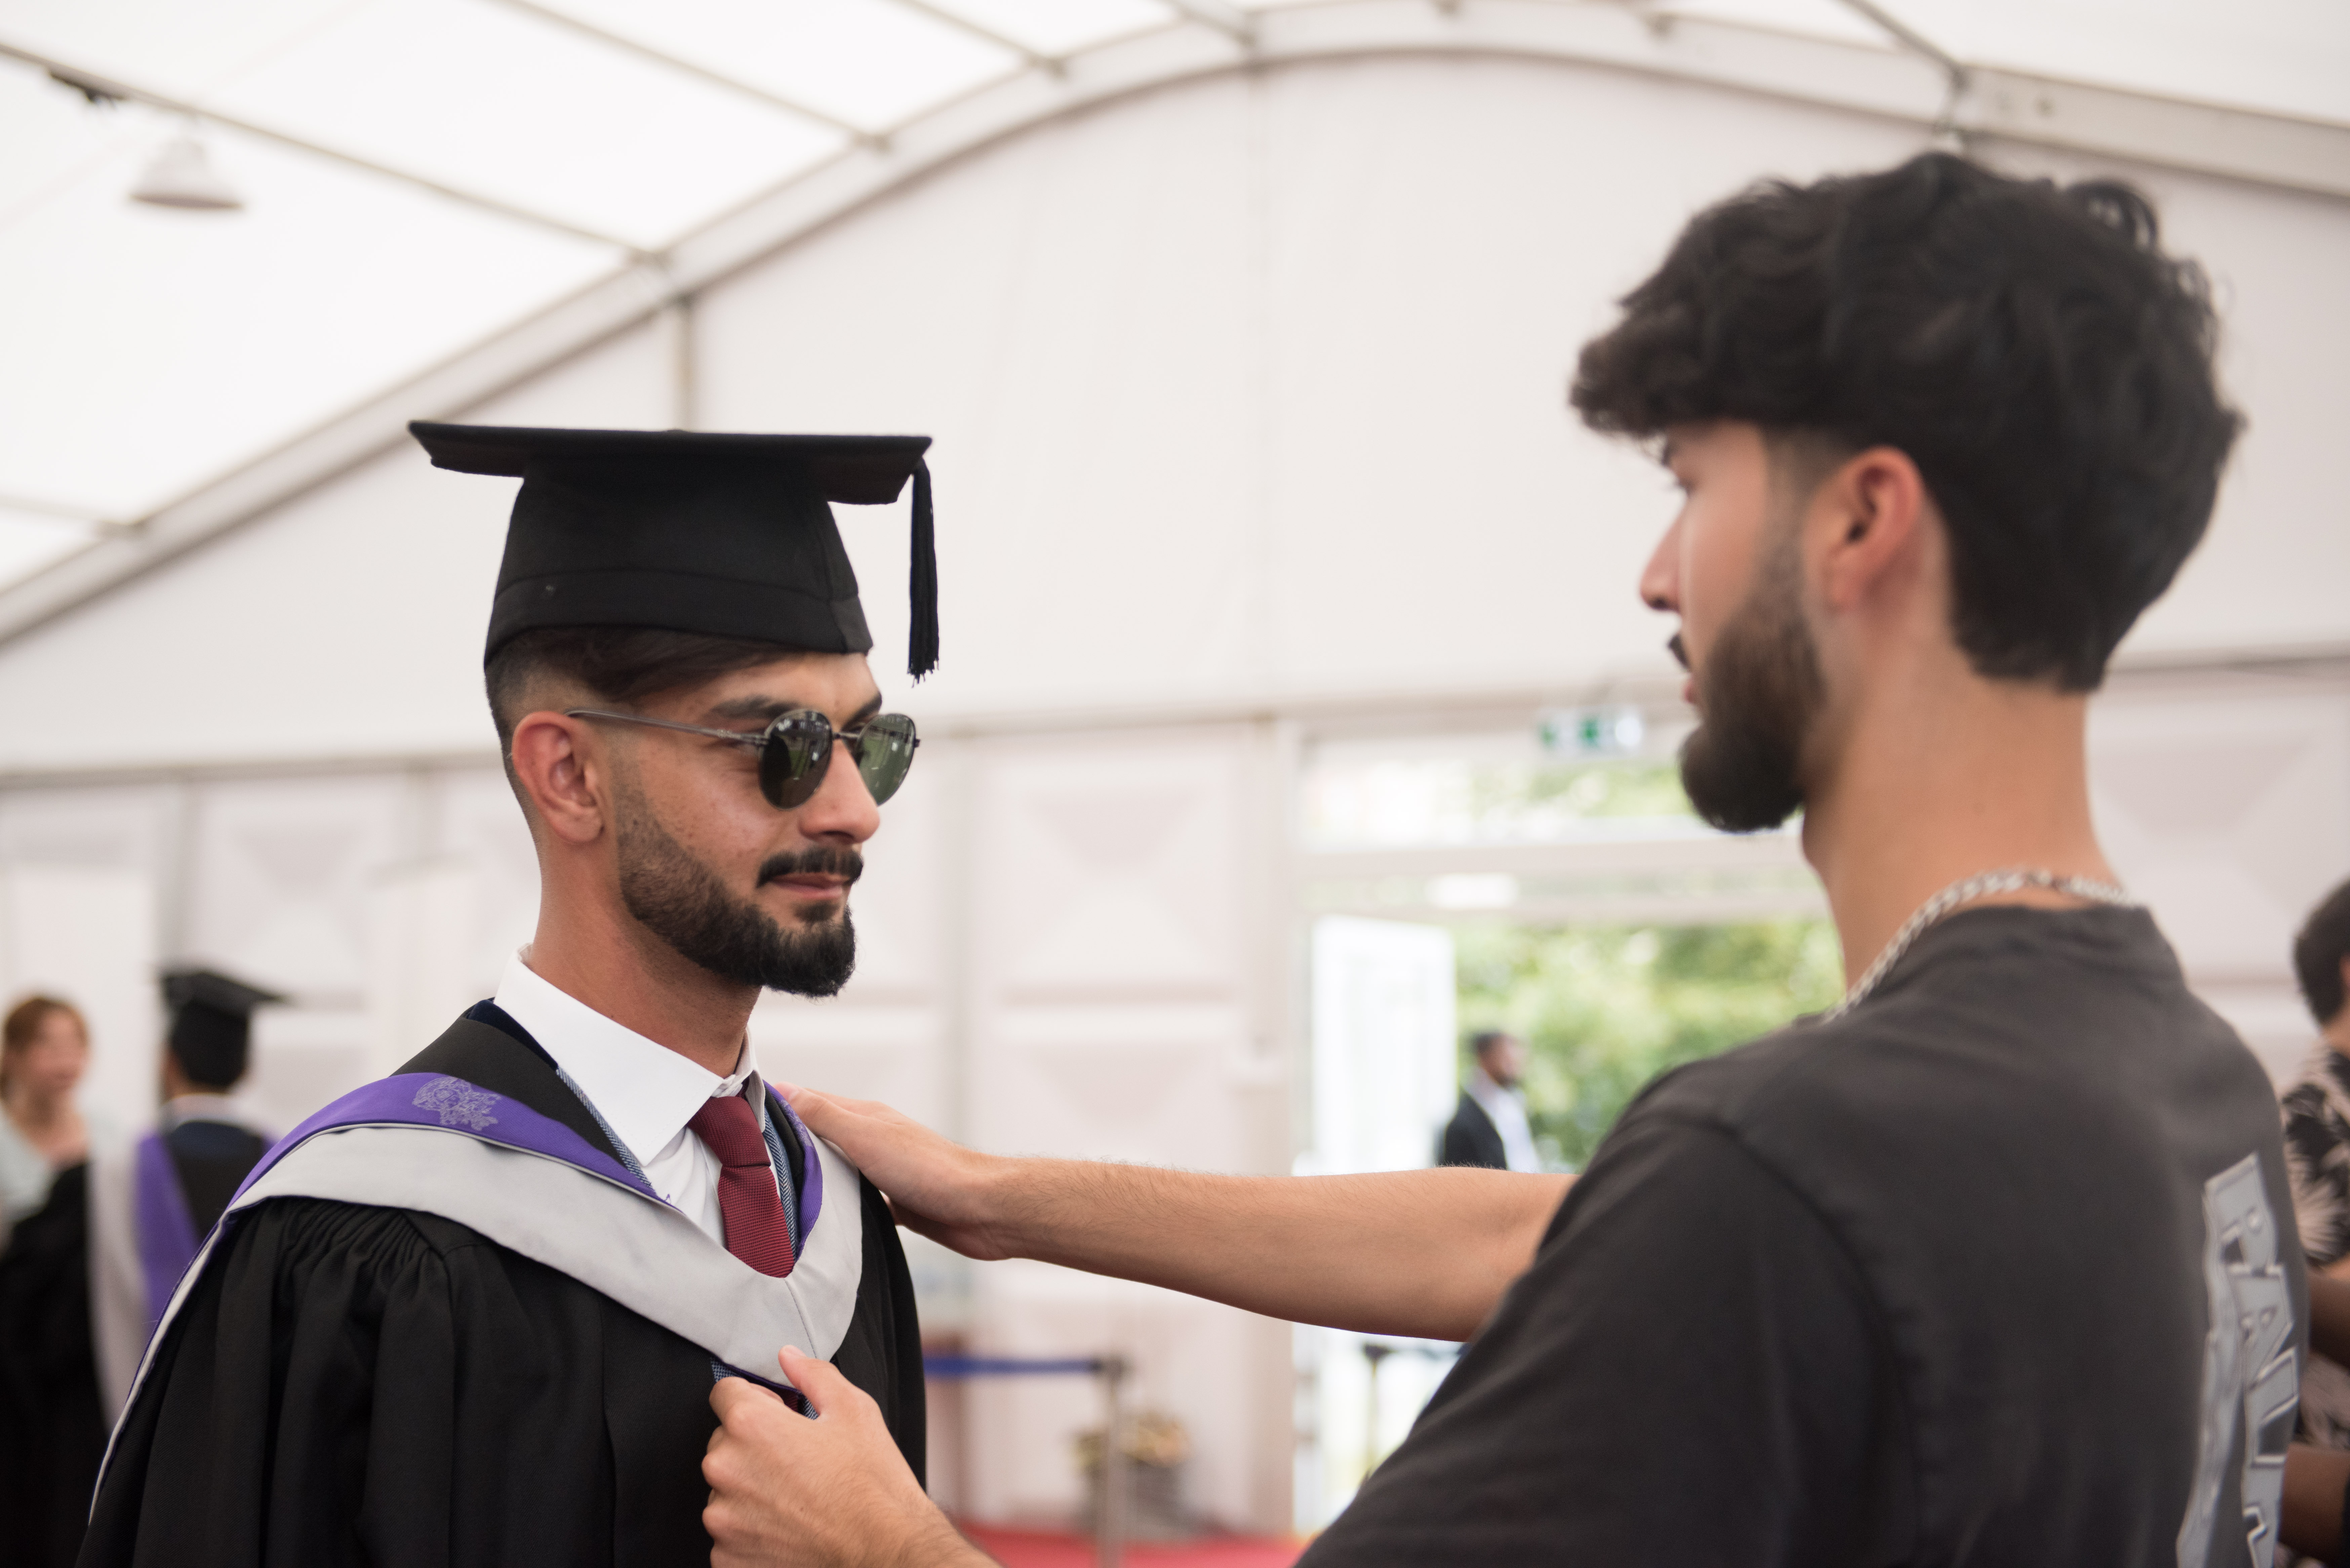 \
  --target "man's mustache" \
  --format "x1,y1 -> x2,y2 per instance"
758,847 -> 864,886
1668,633 -> 1690,673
